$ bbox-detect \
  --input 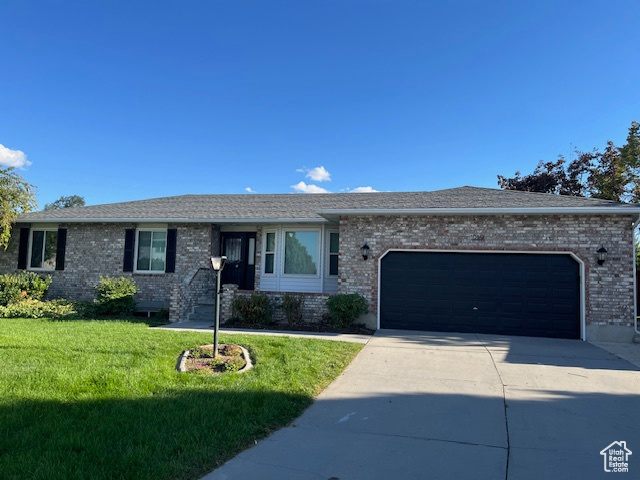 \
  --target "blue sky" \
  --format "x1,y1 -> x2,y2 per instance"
0,0 -> 638,207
